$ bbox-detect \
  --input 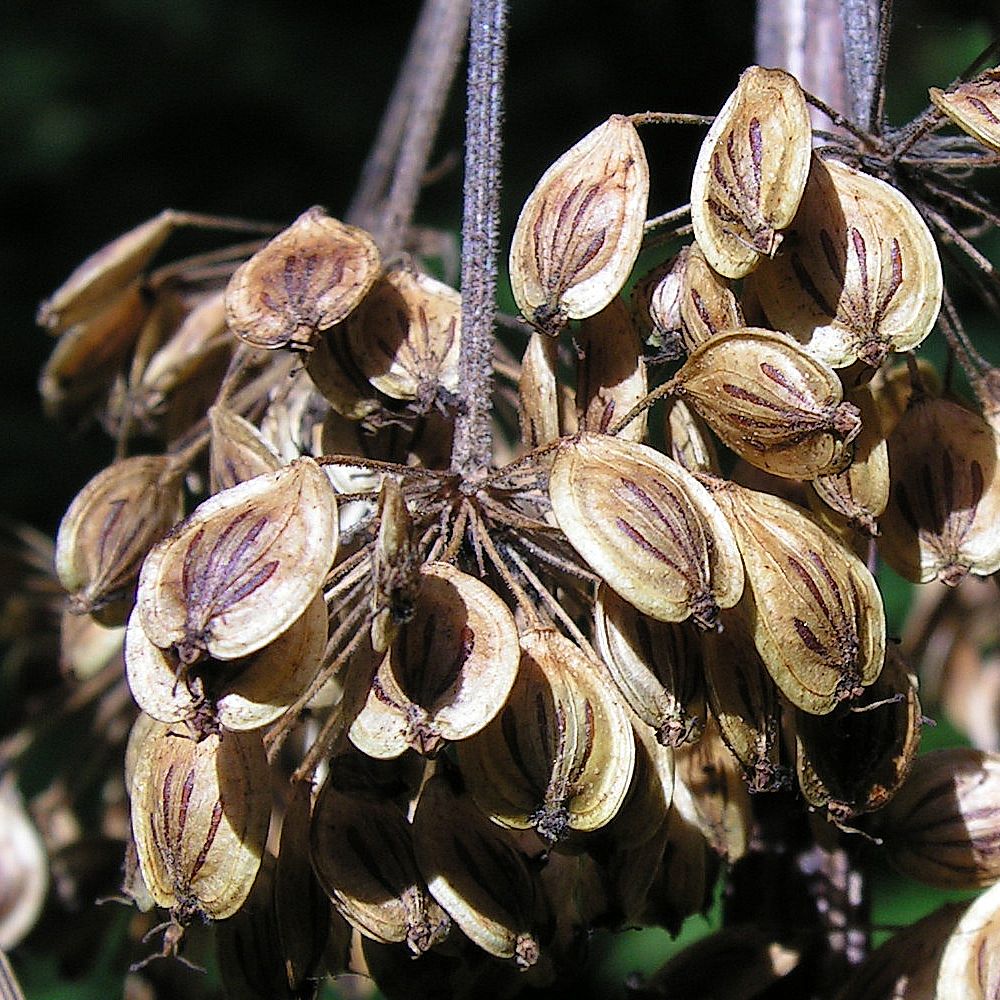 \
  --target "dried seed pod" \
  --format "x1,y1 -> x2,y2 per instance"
594,582 -> 705,746
413,771 -> 542,969
549,433 -> 744,630
575,298 -> 648,442
369,476 -> 420,657
880,395 -> 1000,586
690,66 -> 811,279
225,206 -> 380,351
310,782 -> 450,955
344,266 -> 460,407
869,358 -> 941,439
794,644 -> 921,828
208,405 -> 283,494
678,242 -> 745,351
746,155 -> 942,368
129,725 -> 271,923
56,453 -> 186,625
59,609 -> 124,681
704,478 -> 886,715
0,776 -> 48,950
37,210 -> 178,335
125,590 -> 327,731
630,250 -> 688,359
663,398 -> 721,476
873,748 -> 1000,889
349,561 -> 520,757
930,69 -> 1000,153
304,325 -> 382,420
457,627 -> 636,844
701,607 -> 787,792
810,384 -> 889,535
137,457 -> 338,664
509,115 -> 649,336
935,878 -> 1000,999
838,902 -> 964,1000
671,328 -> 861,479
518,332 -> 563,449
